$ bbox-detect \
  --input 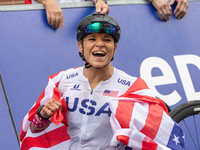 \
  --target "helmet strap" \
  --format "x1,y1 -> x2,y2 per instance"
79,40 -> 92,68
